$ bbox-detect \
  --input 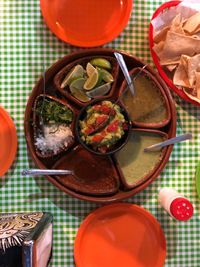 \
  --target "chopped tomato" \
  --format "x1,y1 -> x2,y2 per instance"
92,134 -> 104,143
93,104 -> 101,111
99,104 -> 111,114
107,120 -> 119,132
84,126 -> 94,134
95,115 -> 108,126
101,130 -> 107,138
